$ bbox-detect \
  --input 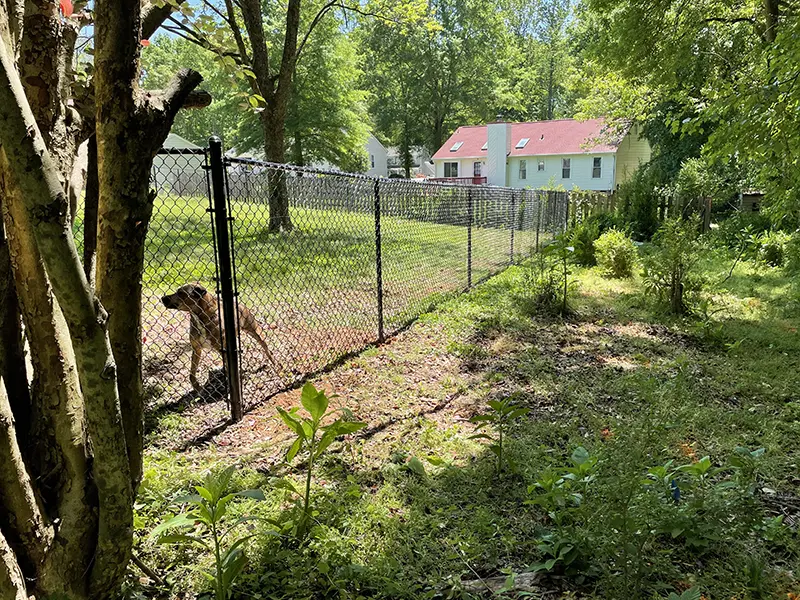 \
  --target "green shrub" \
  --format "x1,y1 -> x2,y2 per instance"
642,218 -> 703,315
784,232 -> 800,272
520,236 -> 574,316
712,212 -> 772,249
568,213 -> 622,266
617,166 -> 662,241
755,230 -> 790,267
569,219 -> 601,266
594,229 -> 638,278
